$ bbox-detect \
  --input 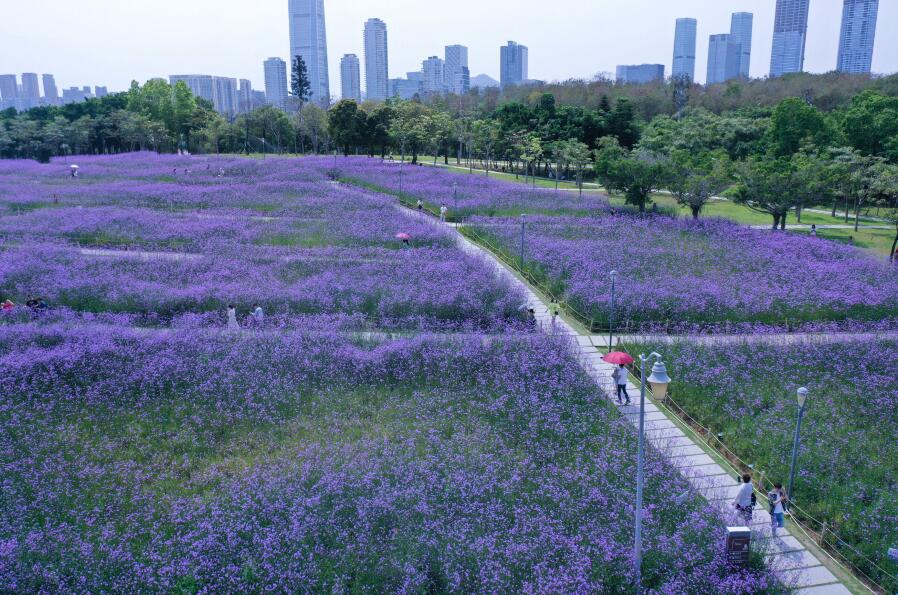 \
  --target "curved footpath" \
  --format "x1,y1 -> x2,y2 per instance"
402,206 -> 854,594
